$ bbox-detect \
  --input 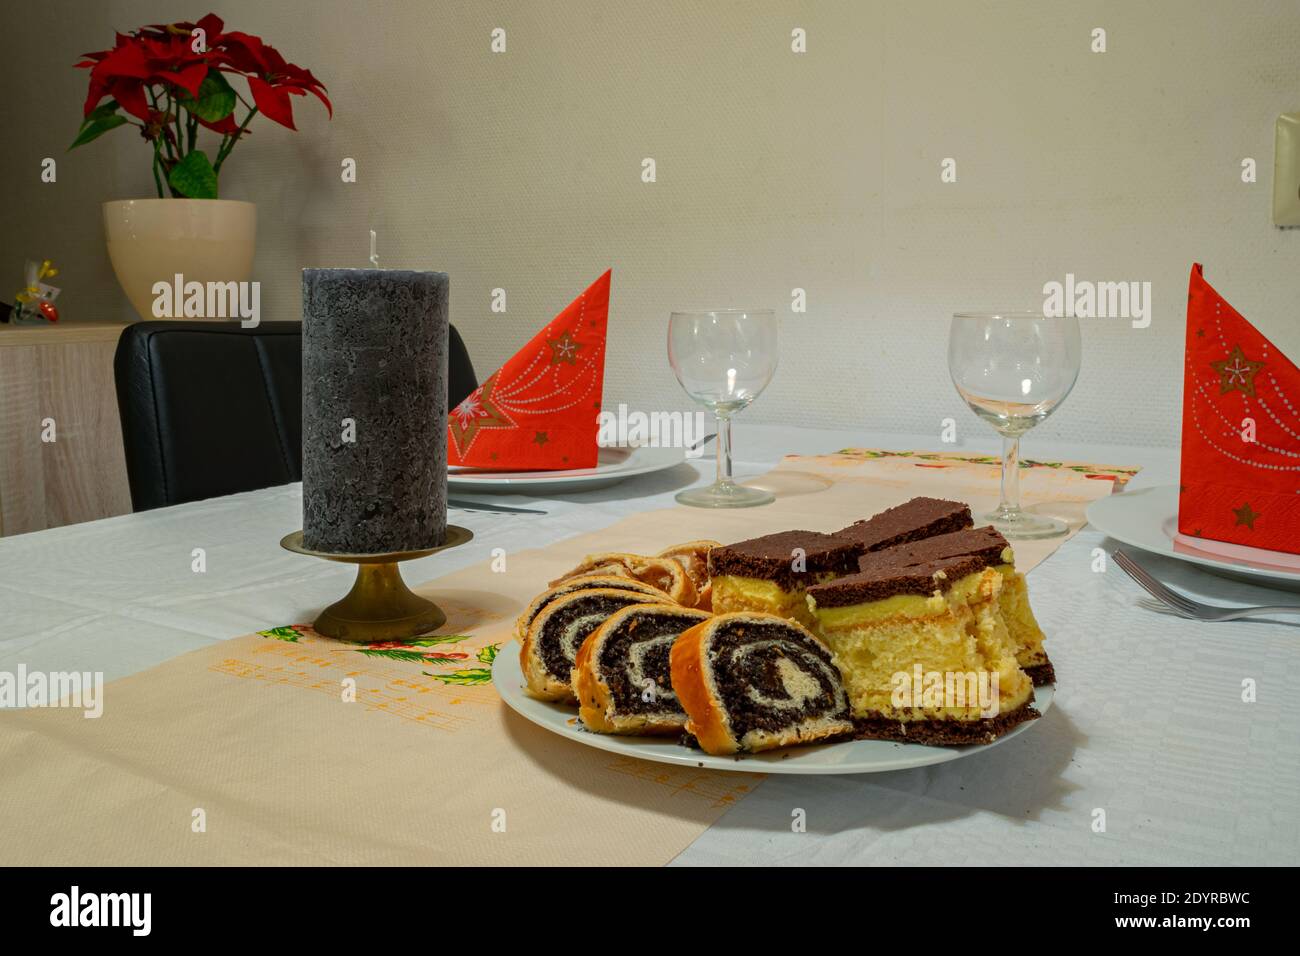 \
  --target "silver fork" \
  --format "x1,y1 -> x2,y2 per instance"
1113,549 -> 1300,622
